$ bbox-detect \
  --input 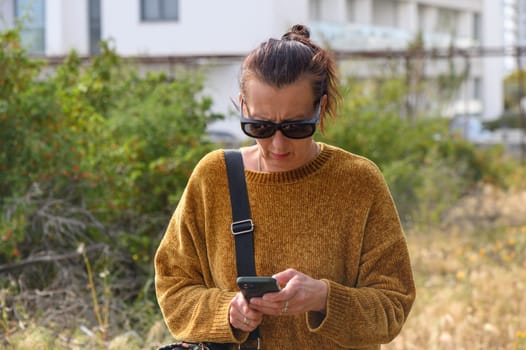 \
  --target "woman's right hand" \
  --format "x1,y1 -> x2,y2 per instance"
229,292 -> 263,332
